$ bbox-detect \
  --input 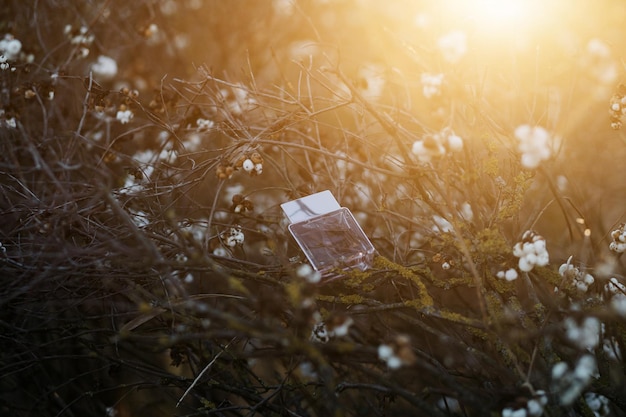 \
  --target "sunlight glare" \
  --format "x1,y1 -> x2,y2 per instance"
459,0 -> 538,34
479,0 -> 527,22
